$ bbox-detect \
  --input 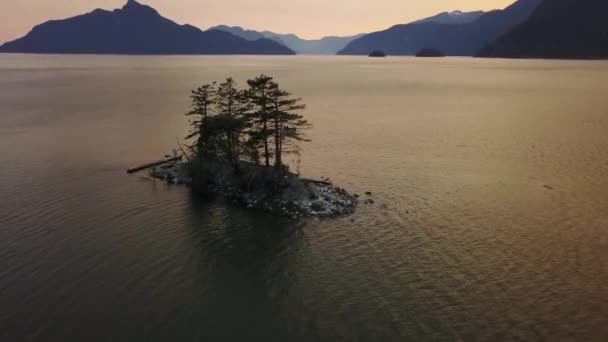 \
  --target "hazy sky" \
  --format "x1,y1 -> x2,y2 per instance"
0,0 -> 515,43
